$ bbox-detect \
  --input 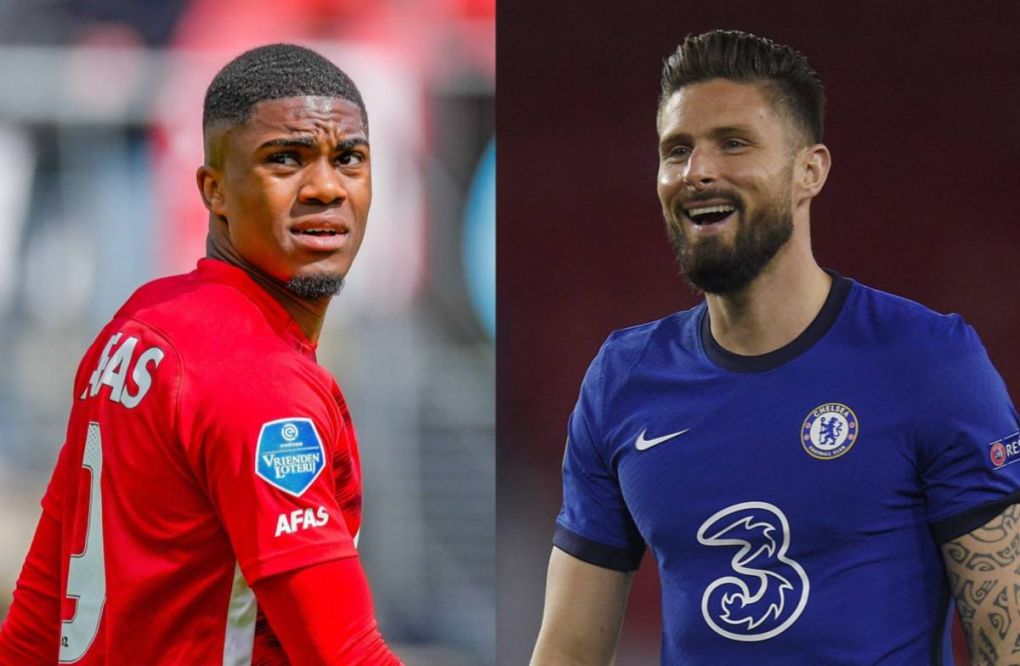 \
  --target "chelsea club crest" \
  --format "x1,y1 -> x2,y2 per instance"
801,403 -> 859,460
